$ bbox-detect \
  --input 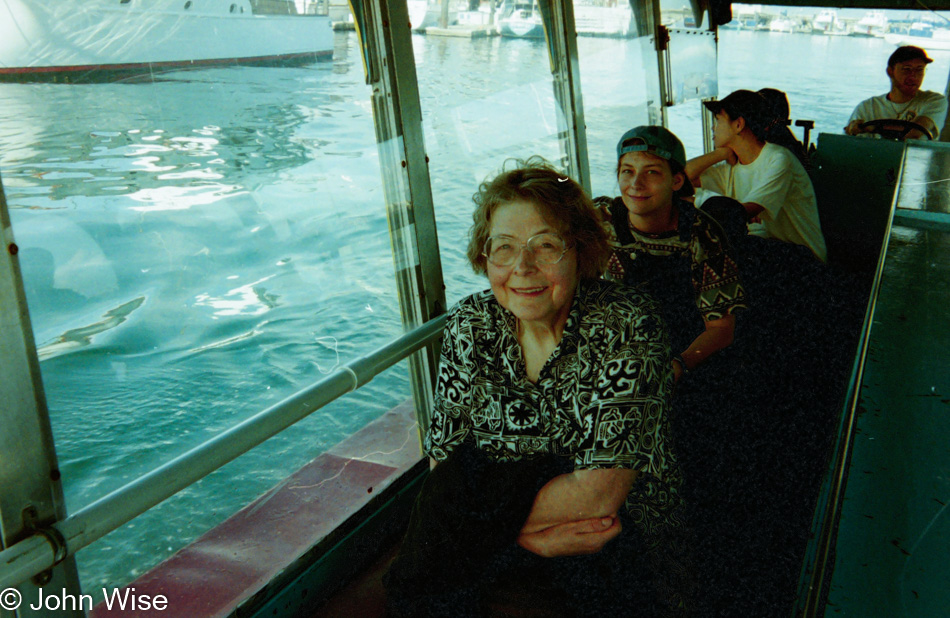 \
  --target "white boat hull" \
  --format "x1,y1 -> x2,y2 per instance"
883,32 -> 950,50
499,16 -> 544,38
407,0 -> 458,31
0,0 -> 334,81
